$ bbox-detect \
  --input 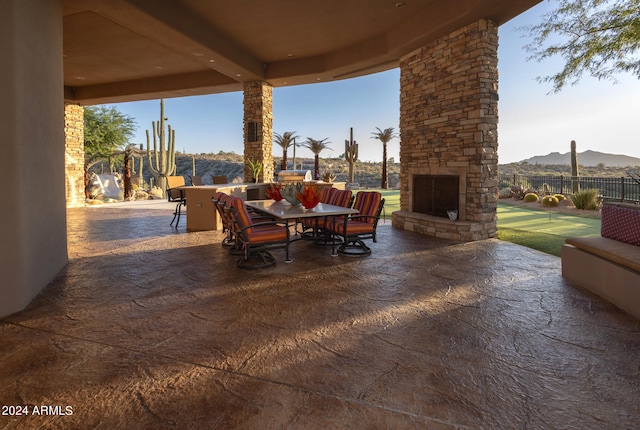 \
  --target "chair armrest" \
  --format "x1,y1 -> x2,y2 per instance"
237,220 -> 288,234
